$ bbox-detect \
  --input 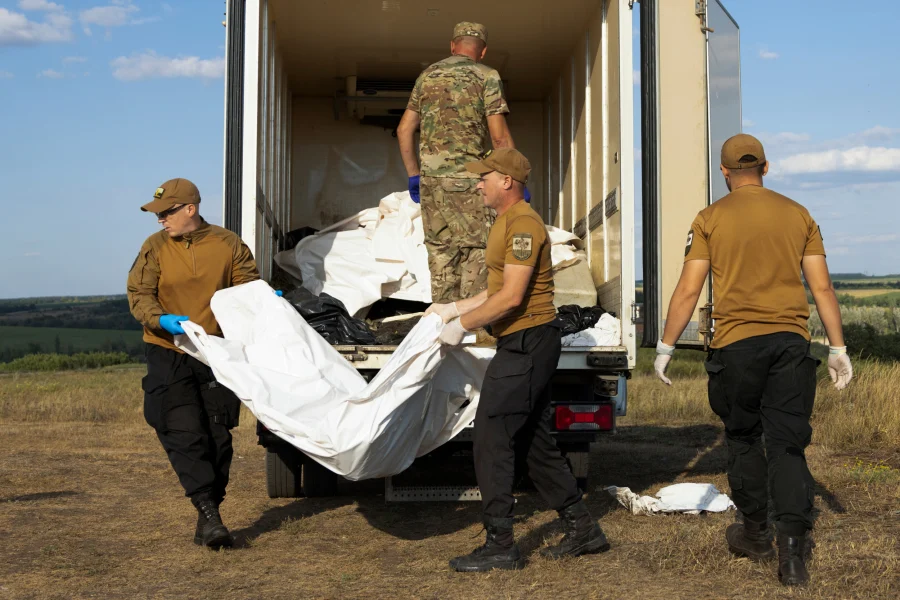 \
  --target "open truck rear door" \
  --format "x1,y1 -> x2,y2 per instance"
640,0 -> 741,350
